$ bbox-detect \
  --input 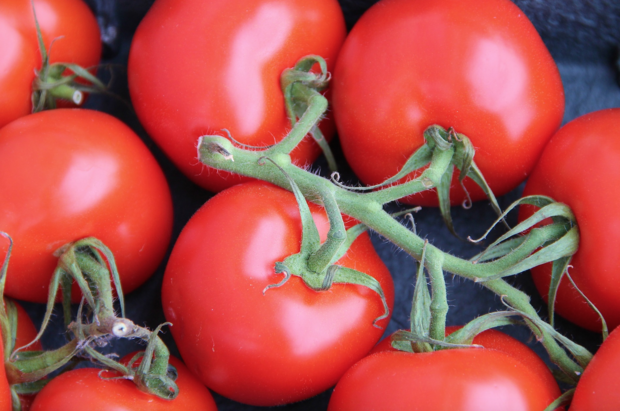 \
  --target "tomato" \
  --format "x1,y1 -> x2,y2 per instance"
162,181 -> 394,406
0,109 -> 173,303
29,356 -> 217,411
0,0 -> 101,129
370,326 -> 559,398
332,0 -> 564,206
571,326 -> 620,410
128,0 -> 346,193
328,349 -> 561,411
519,109 -> 620,332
